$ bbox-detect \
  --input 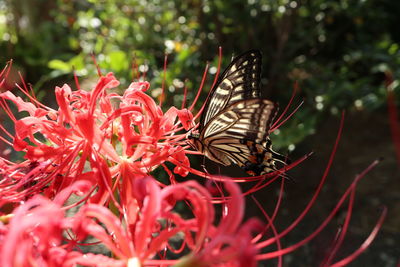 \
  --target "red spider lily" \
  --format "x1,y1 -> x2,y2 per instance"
0,57 -> 385,267
0,60 -> 14,92
0,177 -> 262,267
70,177 -> 262,266
0,53 -> 305,205
0,61 -> 13,161
0,181 -> 92,267
0,166 -> 385,267
0,71 -> 196,204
